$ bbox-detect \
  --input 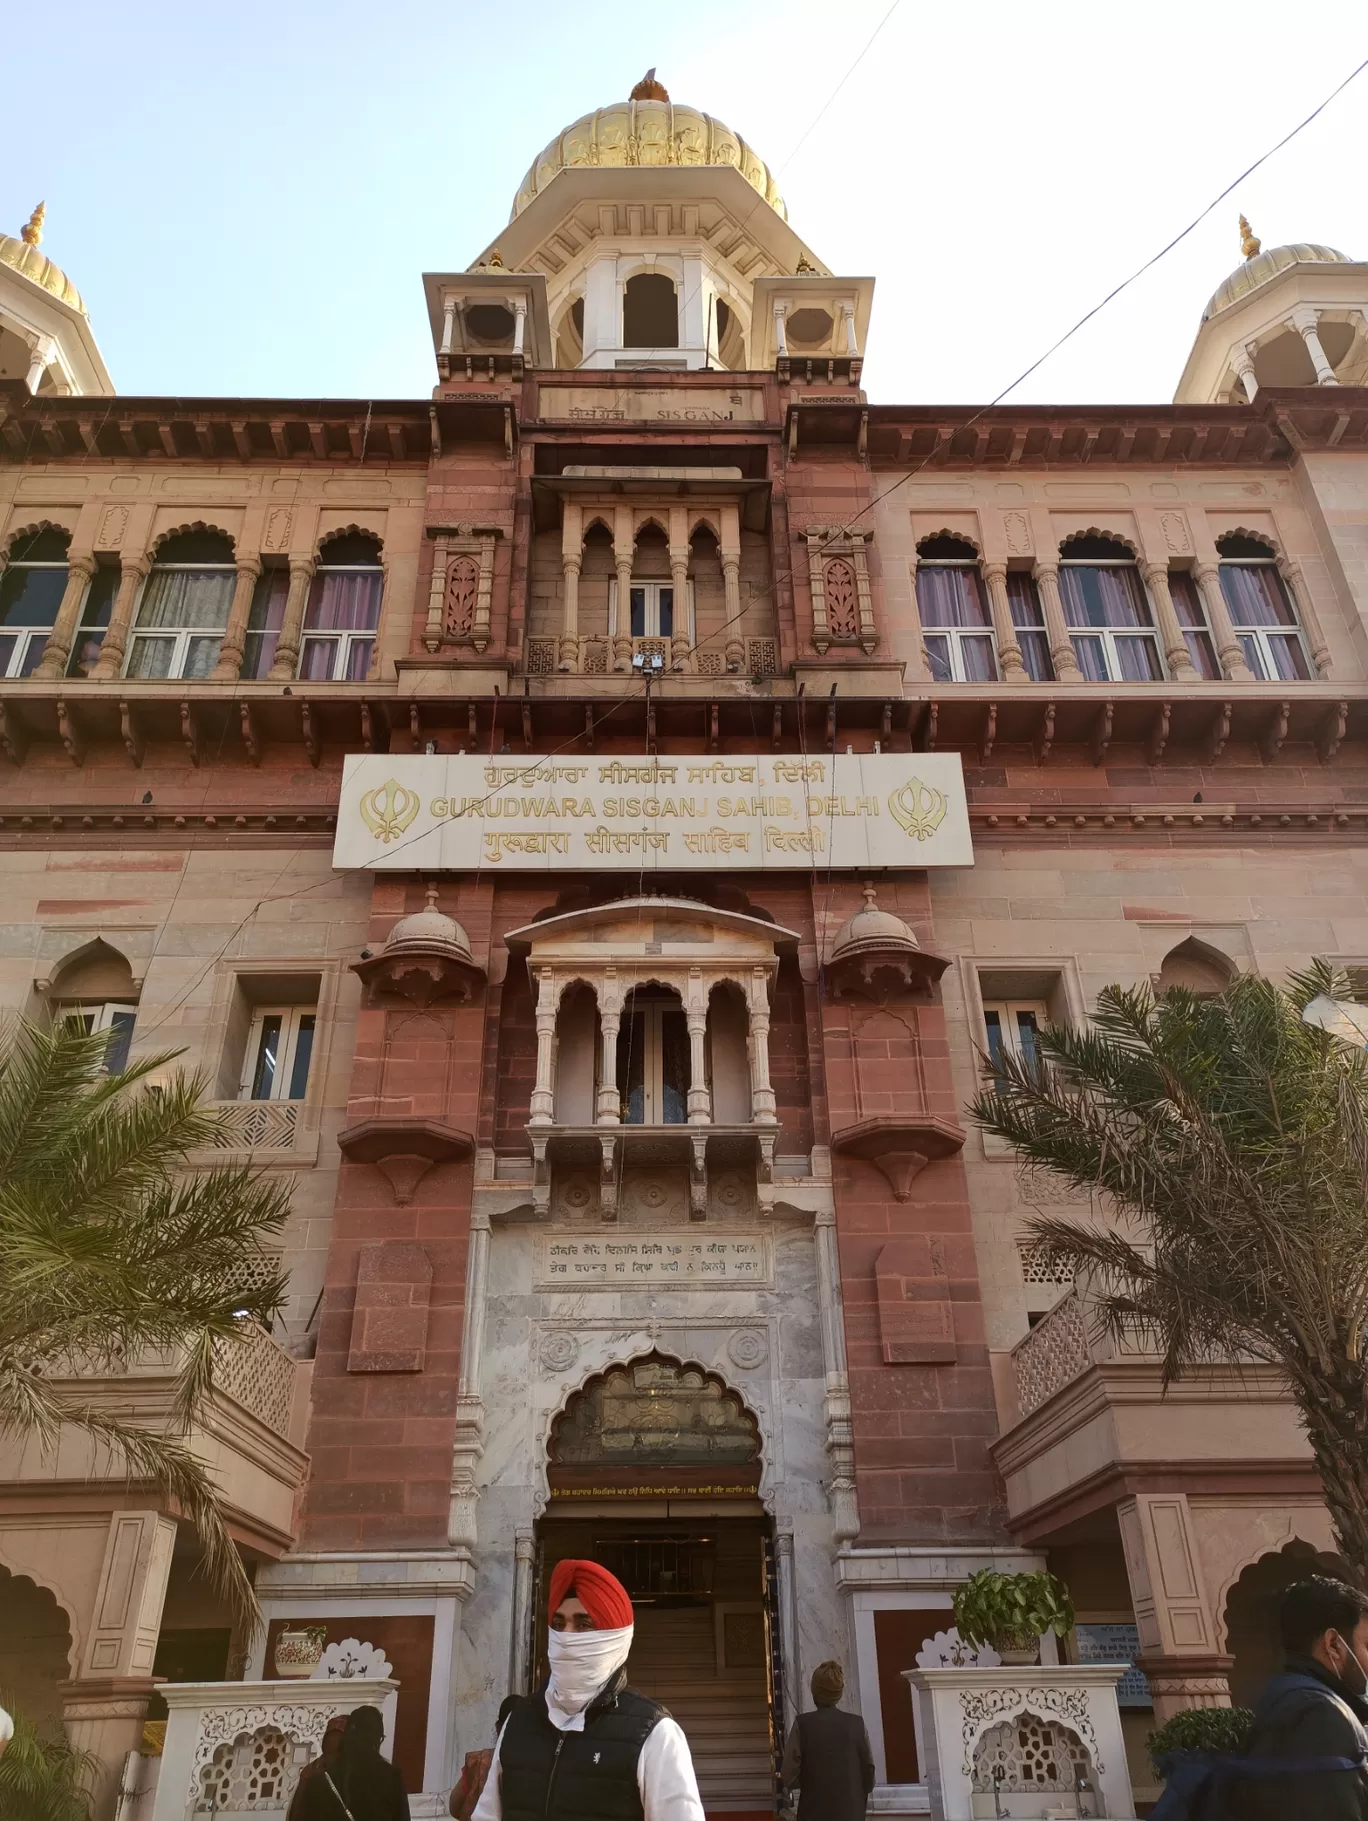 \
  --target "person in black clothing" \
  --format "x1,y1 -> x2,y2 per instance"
1241,1575 -> 1368,1821
297,1705 -> 410,1821
780,1660 -> 875,1821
